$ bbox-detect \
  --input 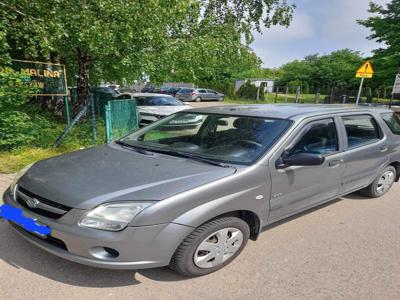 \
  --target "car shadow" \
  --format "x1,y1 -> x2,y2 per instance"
0,222 -> 189,287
